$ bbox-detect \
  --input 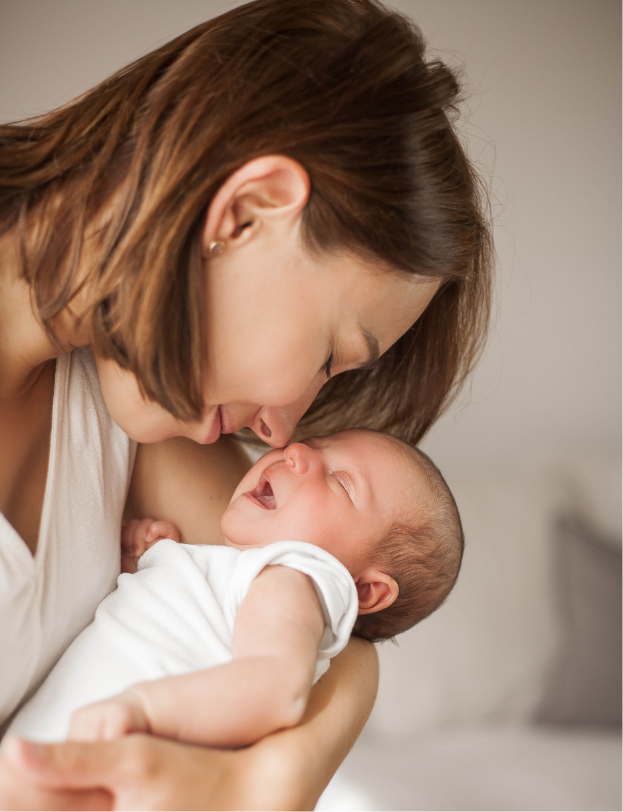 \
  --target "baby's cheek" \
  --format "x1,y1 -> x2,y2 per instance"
279,503 -> 333,547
